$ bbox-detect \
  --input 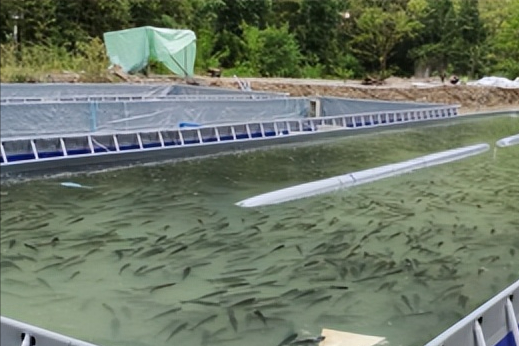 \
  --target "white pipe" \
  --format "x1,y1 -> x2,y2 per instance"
236,143 -> 490,208
21,333 -> 31,346
474,320 -> 487,346
506,298 -> 519,345
496,134 -> 519,148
